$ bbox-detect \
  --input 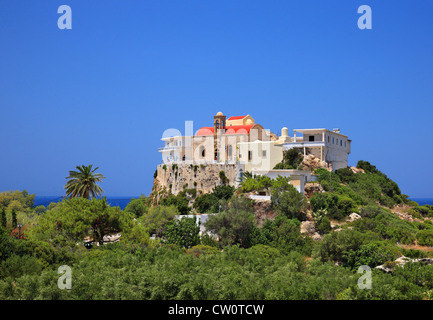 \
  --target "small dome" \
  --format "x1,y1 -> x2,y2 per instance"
216,111 -> 223,116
